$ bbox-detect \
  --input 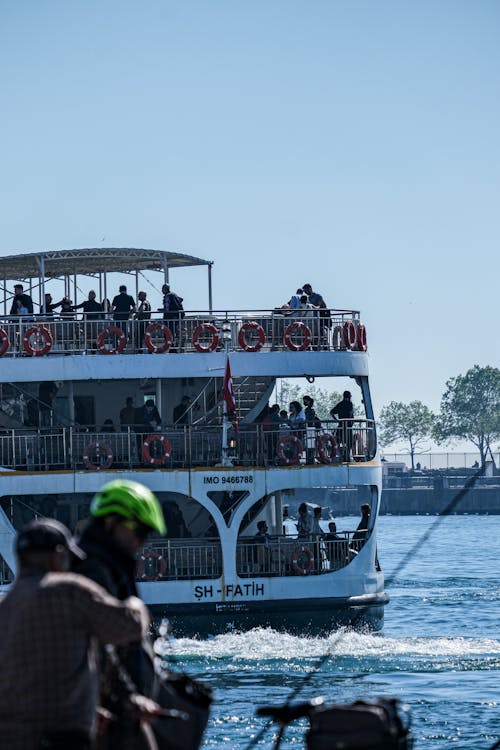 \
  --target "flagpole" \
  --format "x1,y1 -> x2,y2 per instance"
222,400 -> 231,466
